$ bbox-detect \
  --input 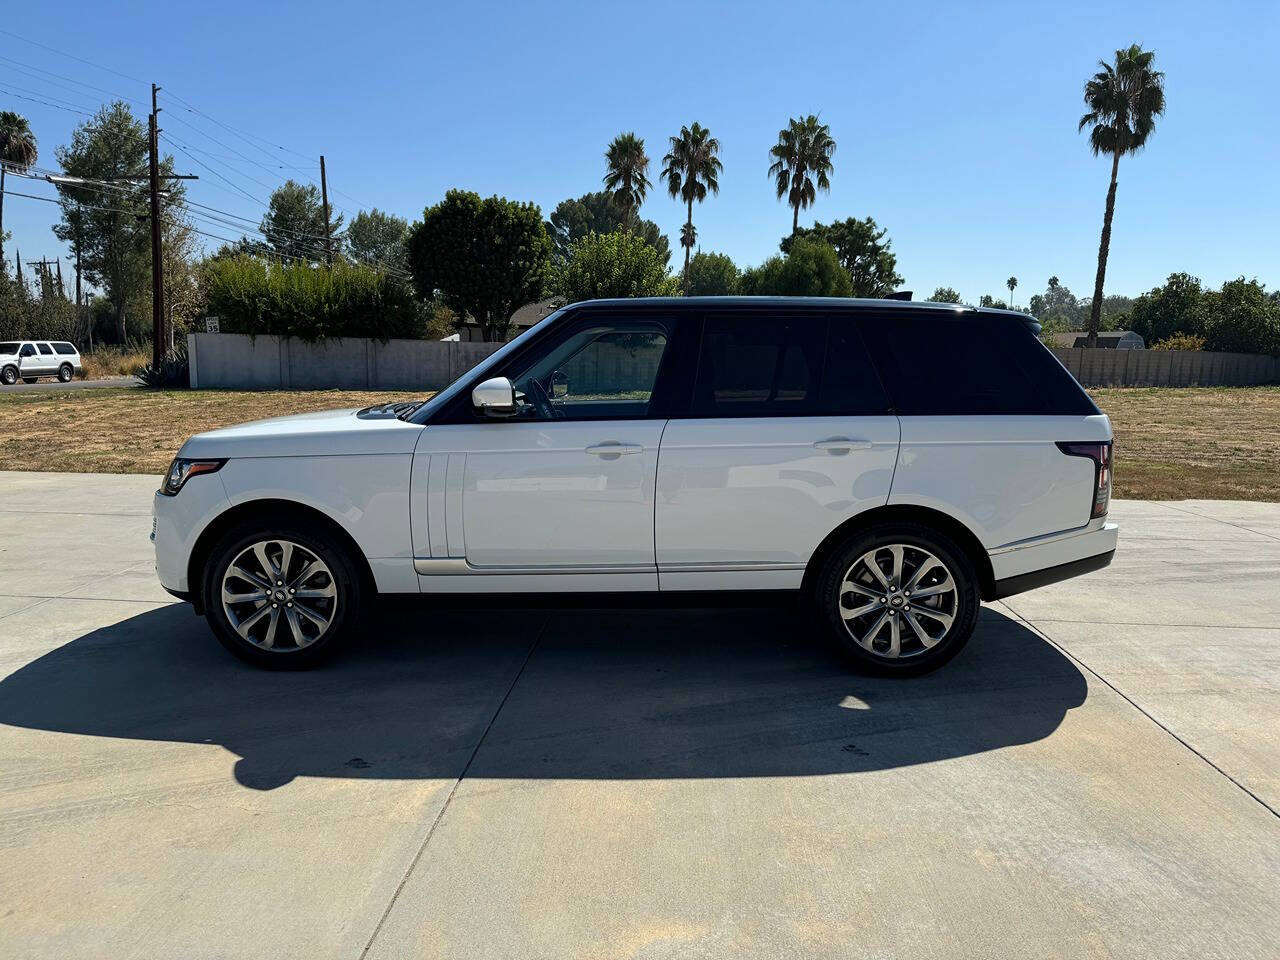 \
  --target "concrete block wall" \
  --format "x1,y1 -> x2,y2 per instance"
1049,348 -> 1280,387
188,334 -> 505,391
